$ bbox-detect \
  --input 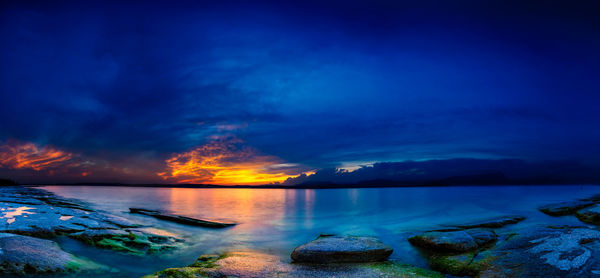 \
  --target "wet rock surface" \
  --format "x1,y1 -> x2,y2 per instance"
479,226 -> 600,277
291,235 -> 394,263
409,229 -> 497,252
129,207 -> 236,228
144,251 -> 444,278
0,186 -> 181,255
538,199 -> 596,216
444,215 -> 525,229
575,204 -> 600,225
0,232 -> 106,275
